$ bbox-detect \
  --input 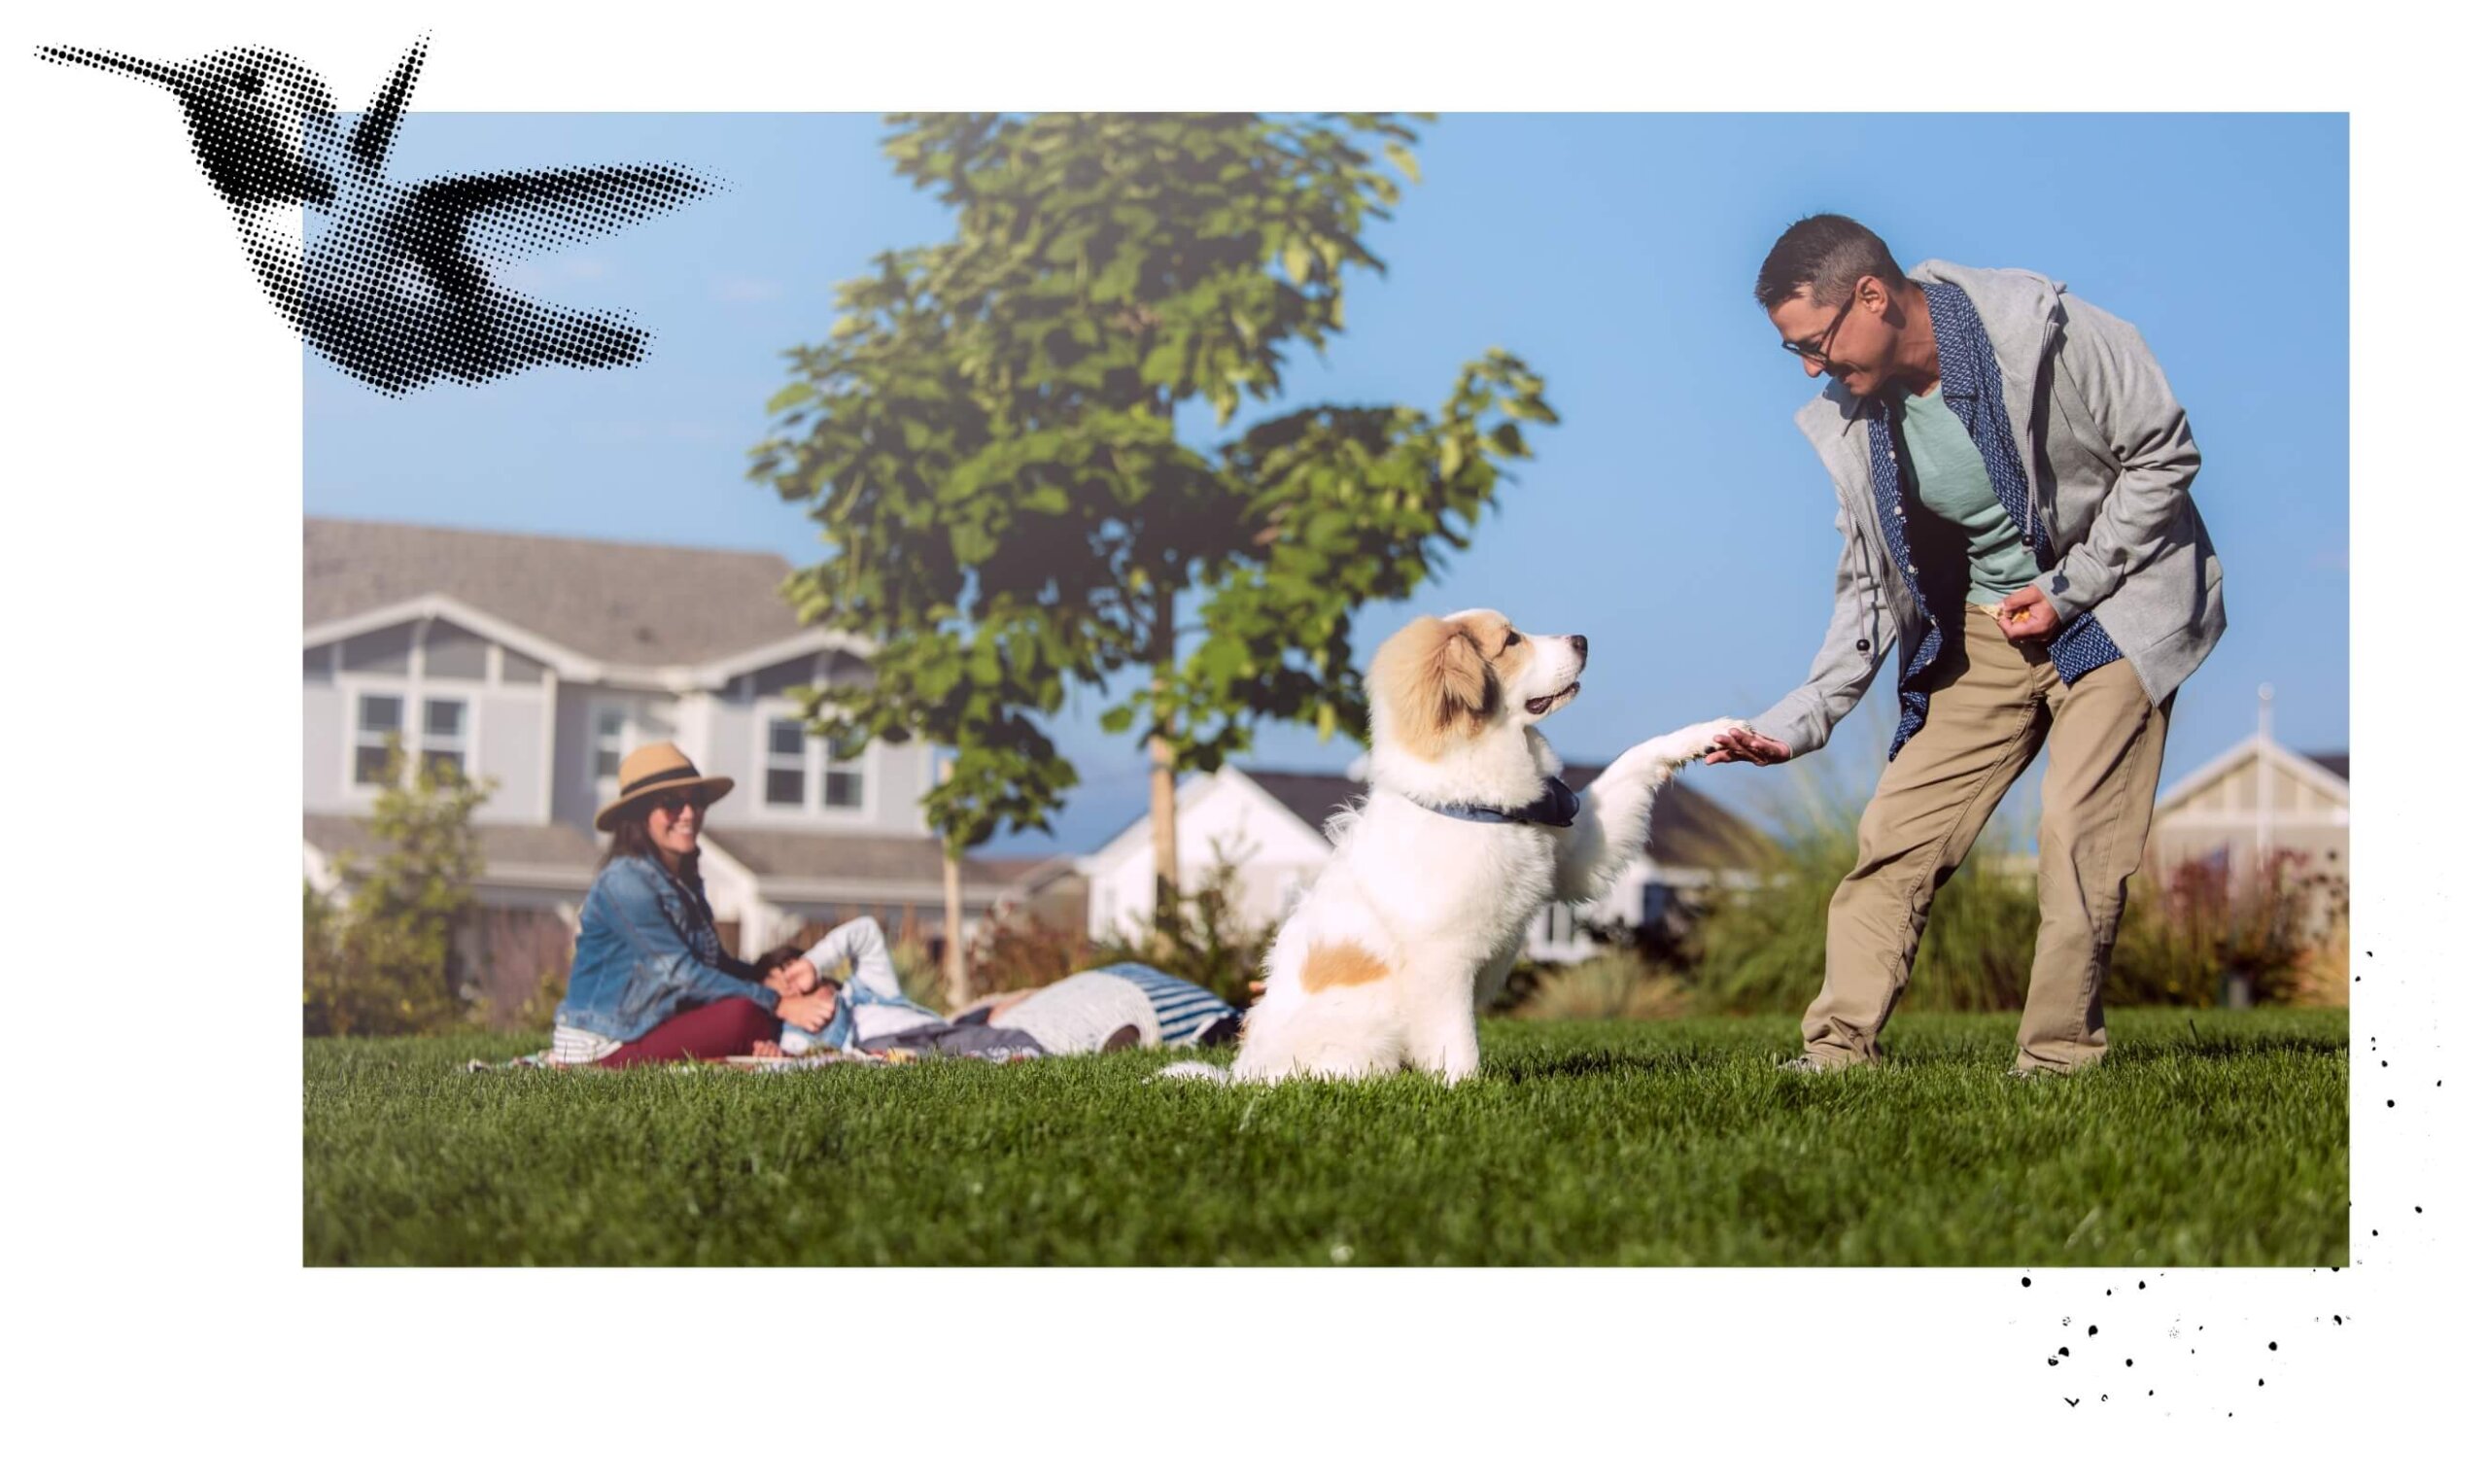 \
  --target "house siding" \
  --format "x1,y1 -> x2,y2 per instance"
473,690 -> 548,824
549,683 -> 678,833
303,677 -> 347,813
